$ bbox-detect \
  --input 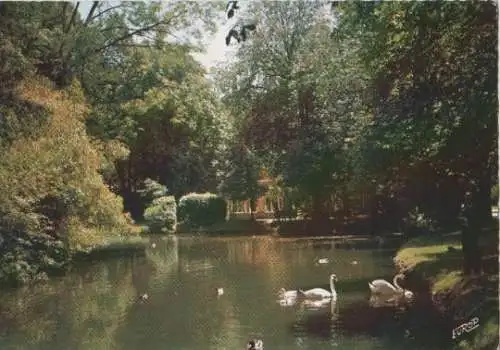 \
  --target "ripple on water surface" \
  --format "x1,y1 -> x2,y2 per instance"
0,236 -> 450,350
